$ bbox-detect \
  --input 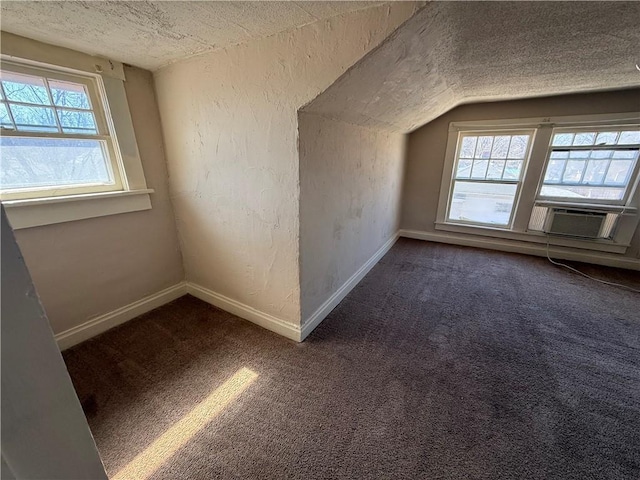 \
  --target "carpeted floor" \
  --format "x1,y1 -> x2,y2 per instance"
63,239 -> 640,480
